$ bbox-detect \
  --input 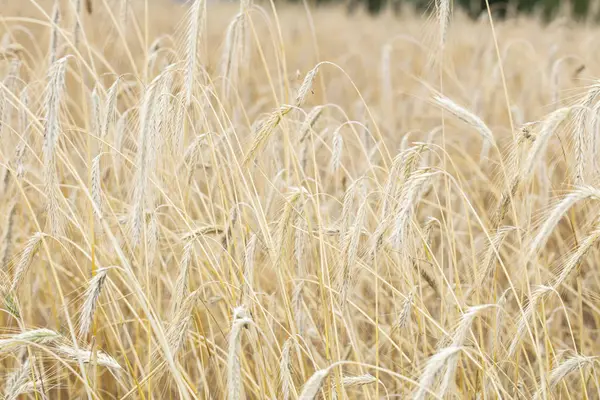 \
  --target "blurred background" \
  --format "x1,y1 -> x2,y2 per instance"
252,0 -> 600,19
